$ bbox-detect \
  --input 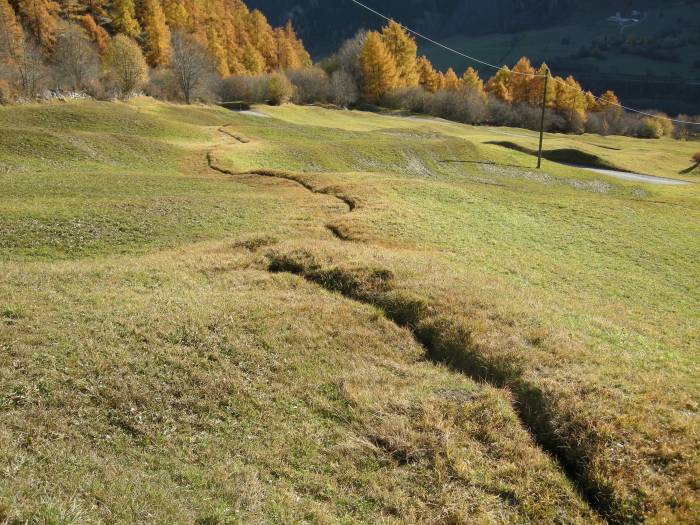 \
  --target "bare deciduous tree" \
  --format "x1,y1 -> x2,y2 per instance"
330,70 -> 358,108
170,30 -> 212,104
13,37 -> 46,97
52,22 -> 99,91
